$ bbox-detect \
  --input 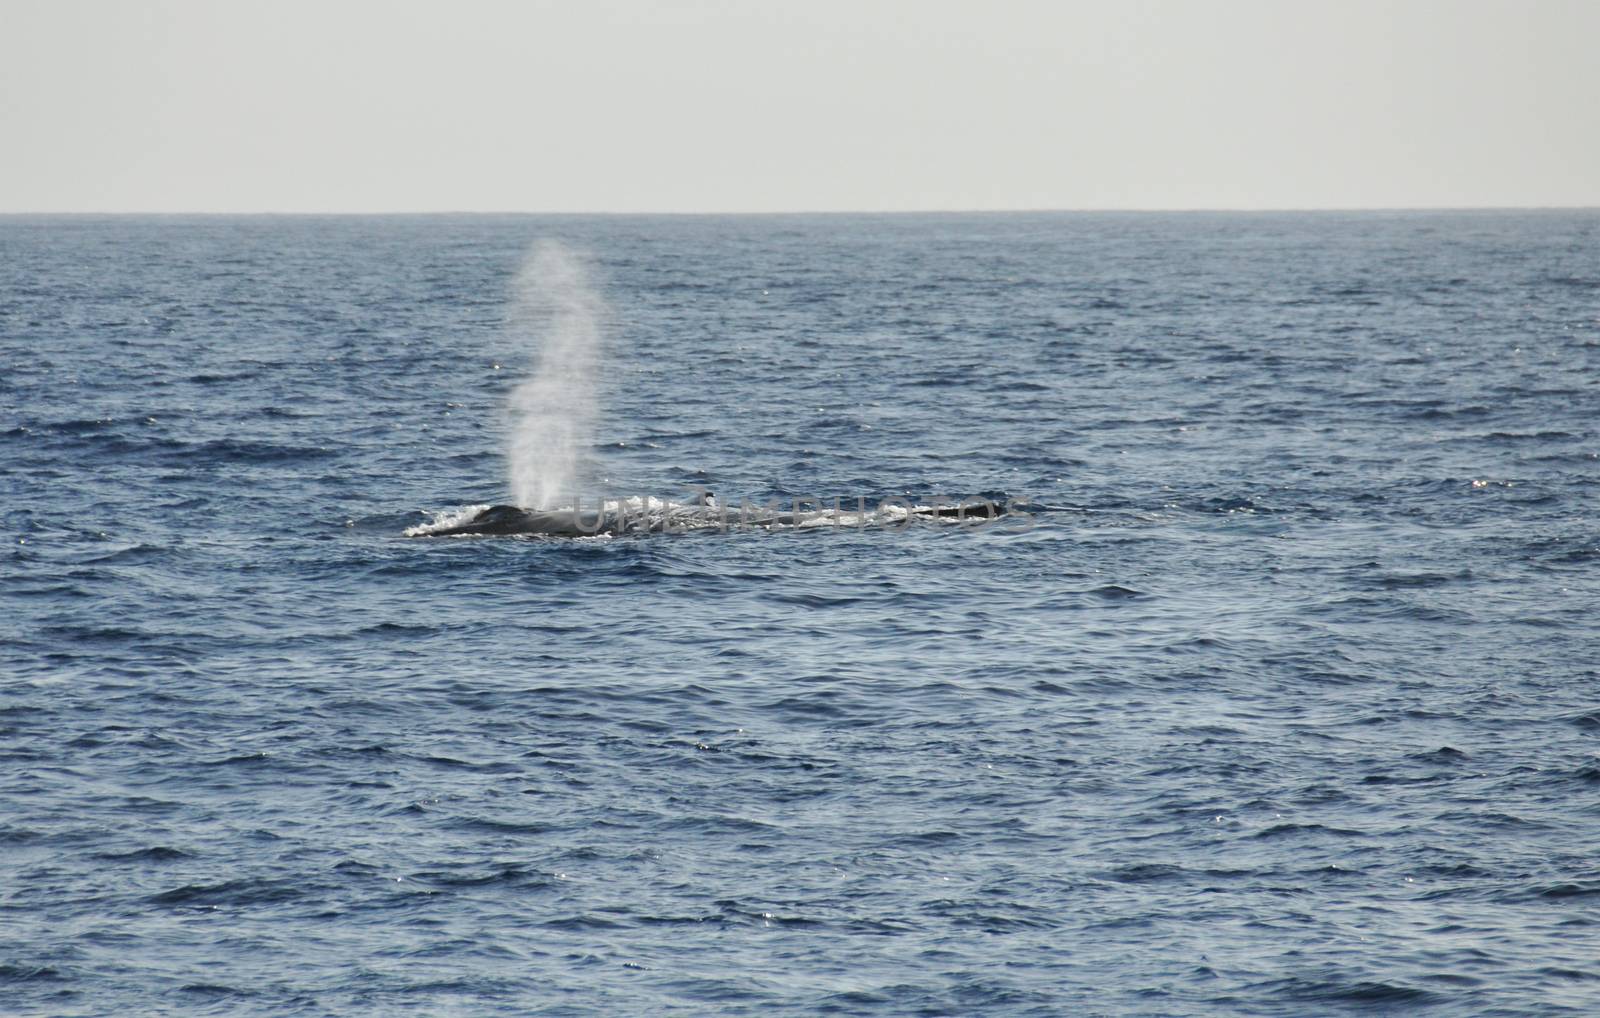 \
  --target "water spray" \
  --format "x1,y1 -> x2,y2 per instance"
505,240 -> 606,509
